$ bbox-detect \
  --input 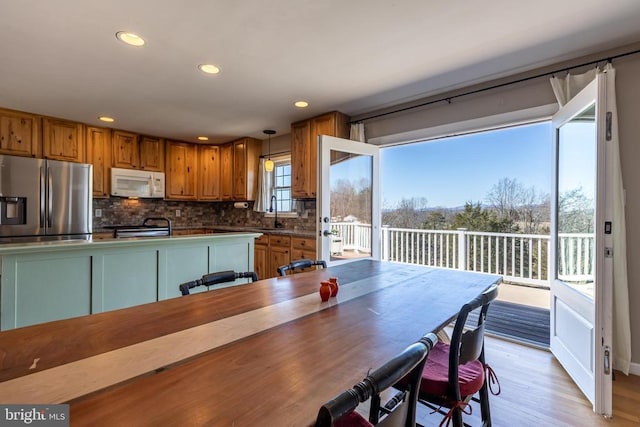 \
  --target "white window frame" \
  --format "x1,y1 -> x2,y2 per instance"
264,154 -> 298,218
